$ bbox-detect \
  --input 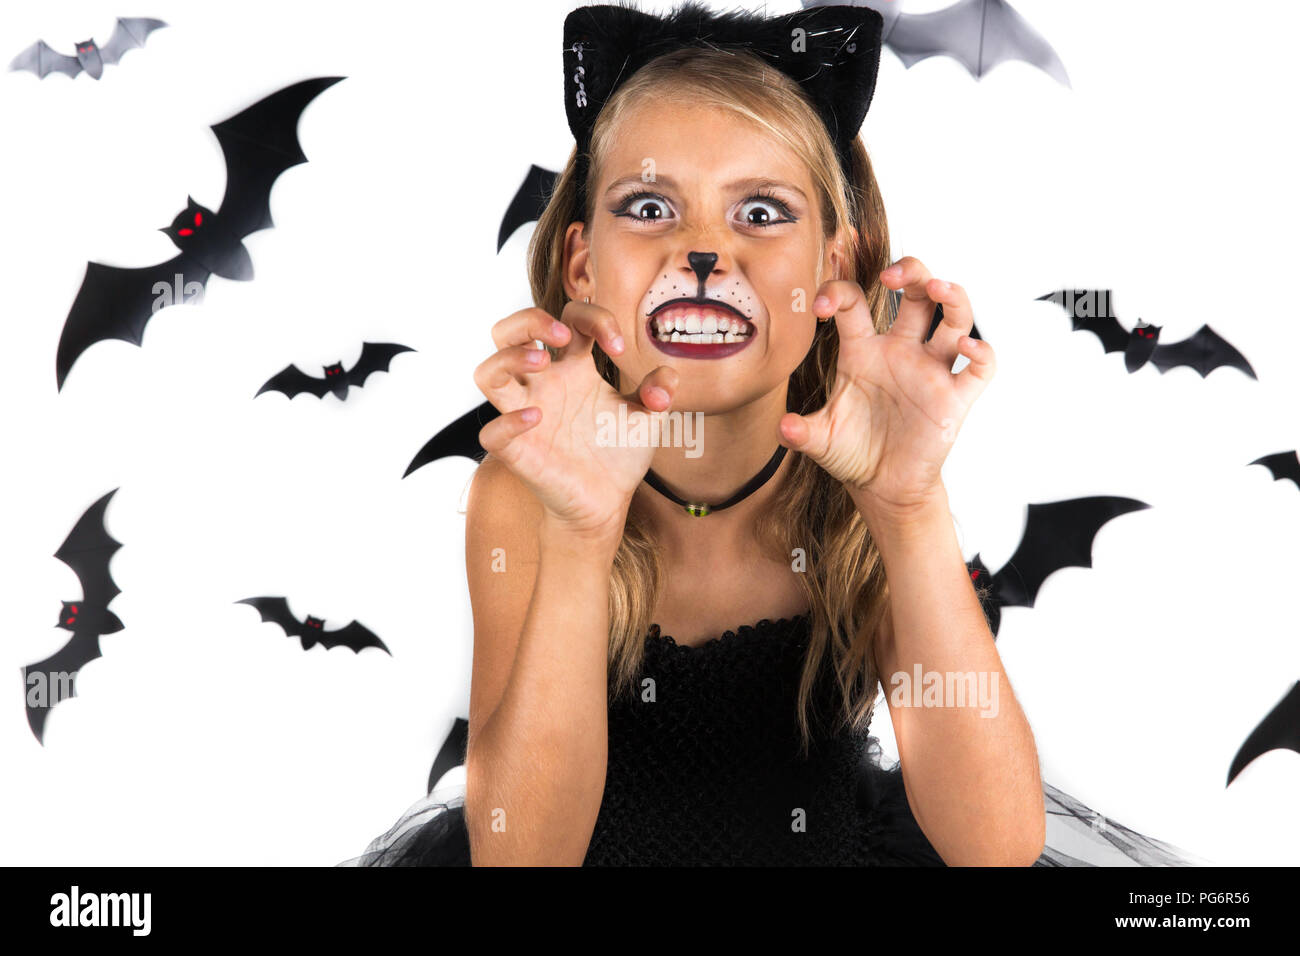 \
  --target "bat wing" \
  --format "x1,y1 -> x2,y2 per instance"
9,41 -> 82,78
1149,324 -> 1257,379
56,252 -> 210,390
884,0 -> 1070,86
1227,682 -> 1300,786
404,400 -> 502,477
318,621 -> 390,655
210,76 -> 344,241
497,165 -> 560,252
98,17 -> 167,65
1249,451 -> 1300,491
1036,289 -> 1129,354
990,496 -> 1150,610
54,489 -> 122,609
256,364 -> 331,398
345,342 -> 416,389
427,717 -> 469,793
237,596 -> 307,640
22,630 -> 104,744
